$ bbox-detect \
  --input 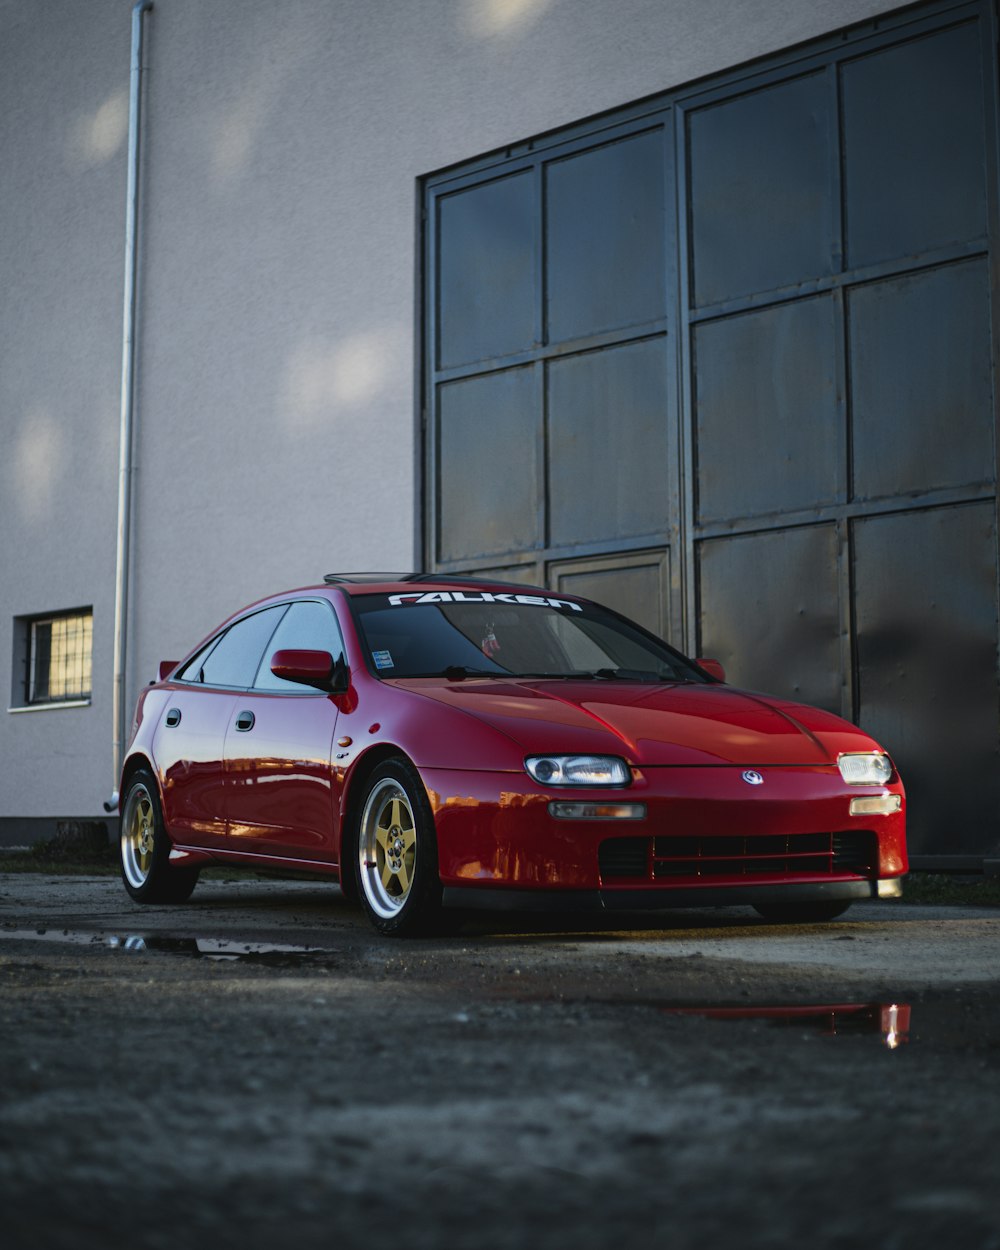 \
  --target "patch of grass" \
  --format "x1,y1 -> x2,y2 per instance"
901,871 -> 1000,907
0,820 -> 118,873
0,848 -> 118,875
